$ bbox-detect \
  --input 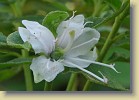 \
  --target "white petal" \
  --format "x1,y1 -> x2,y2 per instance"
63,57 -> 90,68
63,60 -> 107,83
63,48 -> 98,68
57,26 -> 83,49
18,27 -> 46,54
57,15 -> 84,36
56,15 -> 85,49
56,21 -> 69,37
22,20 -> 55,54
30,56 -> 64,83
79,47 -> 98,61
70,14 -> 84,25
65,27 -> 100,57
57,28 -> 75,49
